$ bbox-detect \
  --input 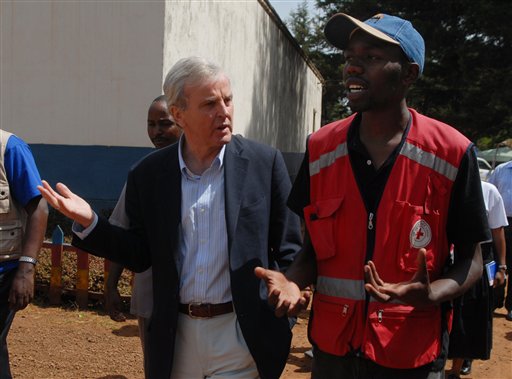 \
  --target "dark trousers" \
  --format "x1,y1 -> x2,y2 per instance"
494,222 -> 512,311
311,348 -> 444,379
0,269 -> 16,379
138,316 -> 150,377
